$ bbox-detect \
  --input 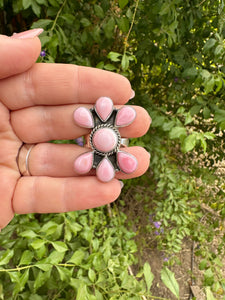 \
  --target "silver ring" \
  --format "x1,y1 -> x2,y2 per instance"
17,144 -> 35,176
121,138 -> 129,147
